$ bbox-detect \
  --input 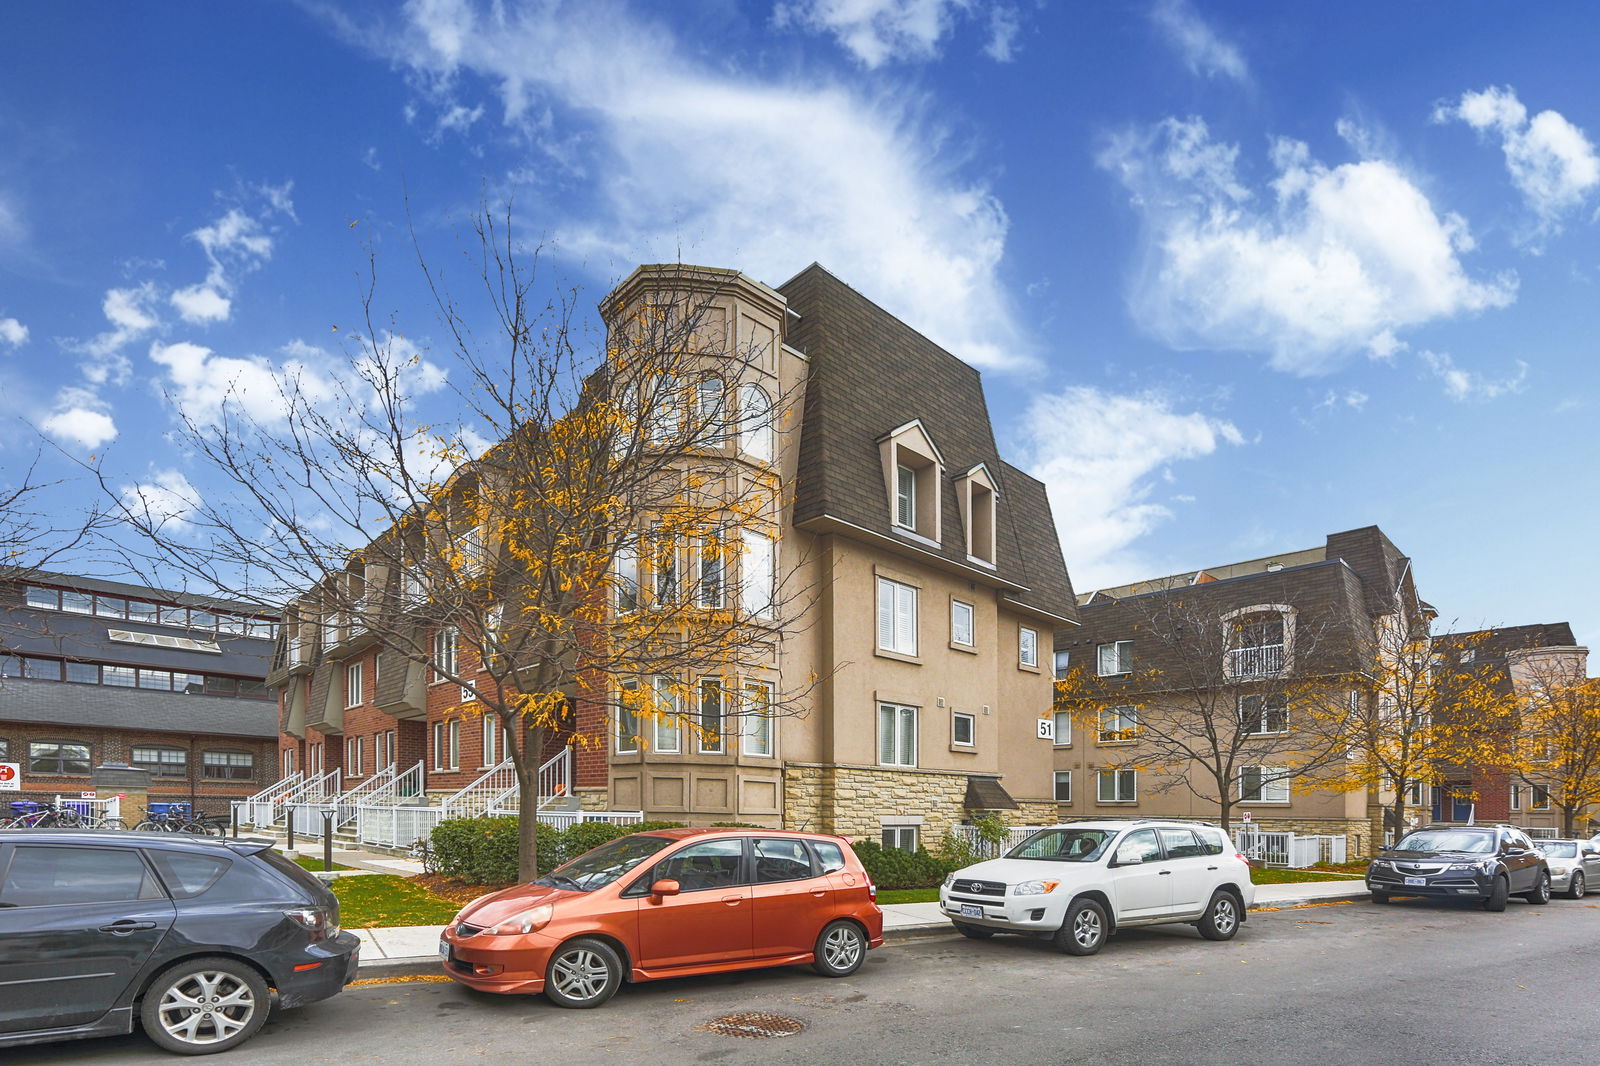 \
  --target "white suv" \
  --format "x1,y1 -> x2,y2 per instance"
939,819 -> 1255,955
